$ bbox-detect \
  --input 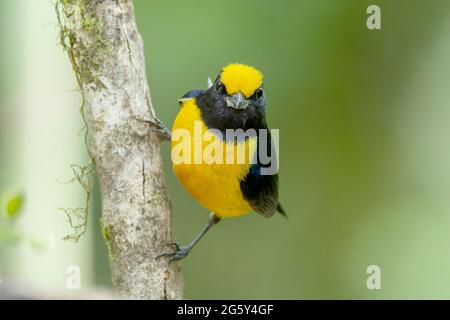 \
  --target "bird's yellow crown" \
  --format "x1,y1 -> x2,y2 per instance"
220,63 -> 263,98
